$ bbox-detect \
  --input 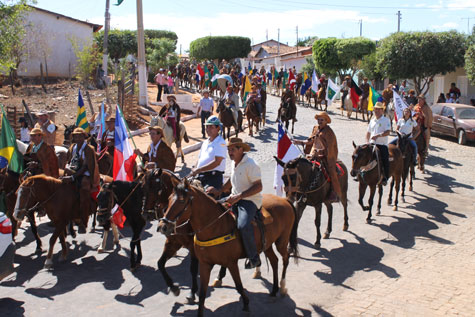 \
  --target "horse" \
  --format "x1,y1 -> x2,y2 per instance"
277,99 -> 296,134
159,179 -> 298,316
244,98 -> 261,137
414,128 -> 426,174
357,97 -> 370,122
305,89 -> 318,108
216,99 -> 243,140
274,156 -> 349,249
96,180 -> 145,271
150,115 -> 189,164
0,168 -> 43,252
350,142 -> 403,223
316,87 -> 328,111
342,94 -> 354,118
13,175 -> 92,269
396,132 -> 415,202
